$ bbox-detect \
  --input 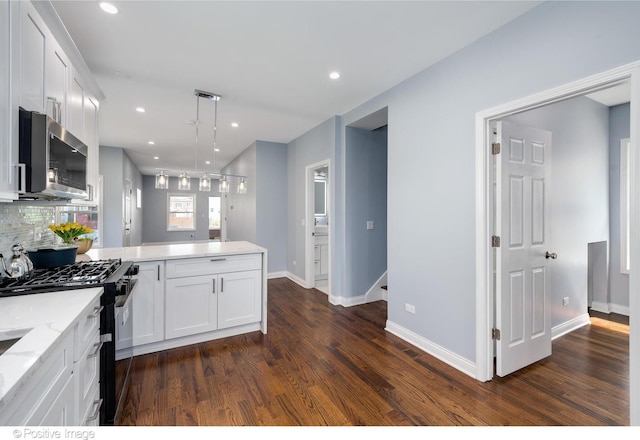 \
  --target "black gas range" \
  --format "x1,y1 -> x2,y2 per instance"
0,258 -> 139,425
